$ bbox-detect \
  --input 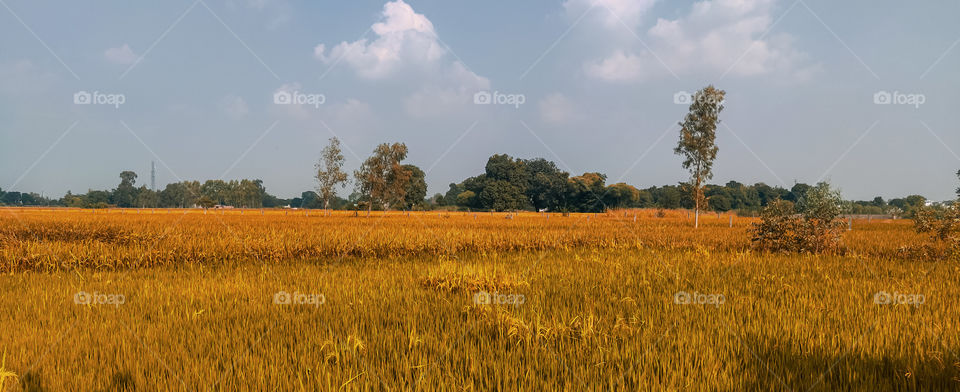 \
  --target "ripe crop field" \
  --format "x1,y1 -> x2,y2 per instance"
0,208 -> 957,391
